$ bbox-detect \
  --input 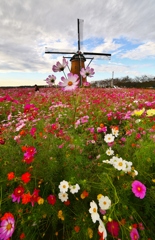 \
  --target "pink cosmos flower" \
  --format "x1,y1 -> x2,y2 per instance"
24,146 -> 37,159
59,73 -> 79,91
30,127 -> 37,137
45,75 -> 56,86
83,81 -> 90,87
130,228 -> 140,240
52,58 -> 68,72
0,213 -> 15,240
132,180 -> 146,199
80,66 -> 95,78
